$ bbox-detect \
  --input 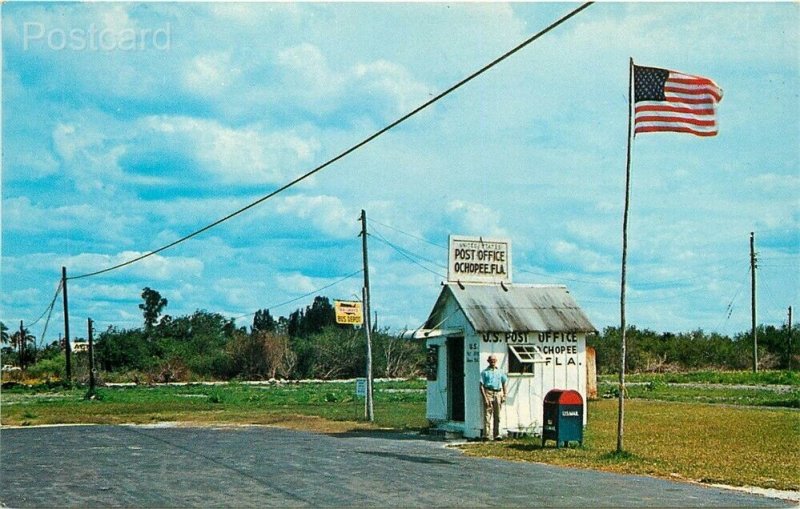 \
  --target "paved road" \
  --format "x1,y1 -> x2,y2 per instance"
0,424 -> 792,507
